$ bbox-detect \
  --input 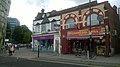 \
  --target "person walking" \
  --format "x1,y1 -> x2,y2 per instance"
11,45 -> 15,53
8,45 -> 12,56
9,45 -> 15,56
75,43 -> 79,56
